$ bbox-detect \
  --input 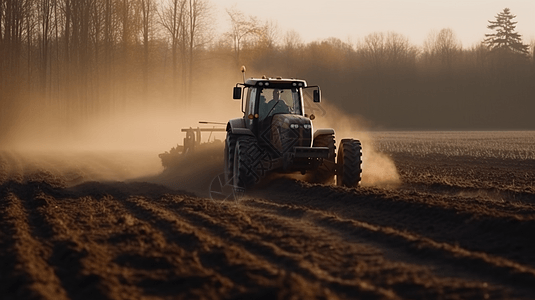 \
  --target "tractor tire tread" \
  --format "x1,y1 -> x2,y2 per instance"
337,139 -> 362,187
